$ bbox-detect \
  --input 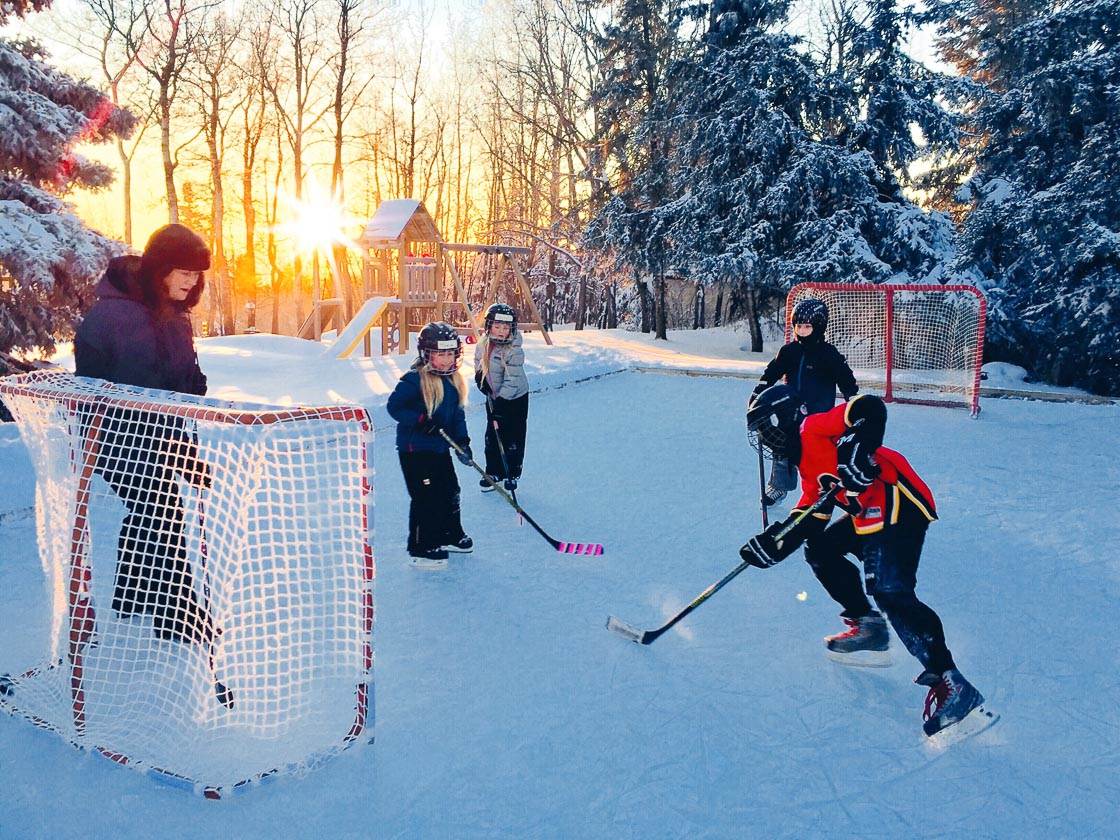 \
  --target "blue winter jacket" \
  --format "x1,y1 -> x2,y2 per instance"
74,264 -> 207,396
387,369 -> 470,453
